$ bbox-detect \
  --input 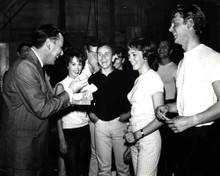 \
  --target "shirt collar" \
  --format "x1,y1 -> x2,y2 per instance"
31,47 -> 43,67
